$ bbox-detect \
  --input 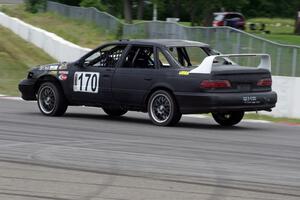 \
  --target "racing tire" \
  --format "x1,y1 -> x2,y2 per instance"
102,107 -> 127,117
148,90 -> 182,126
212,111 -> 244,126
37,82 -> 68,116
